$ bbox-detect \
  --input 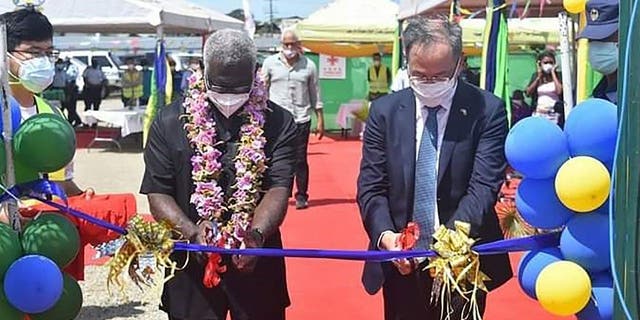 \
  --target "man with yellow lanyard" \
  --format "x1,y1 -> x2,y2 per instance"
121,58 -> 143,108
368,53 -> 392,101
